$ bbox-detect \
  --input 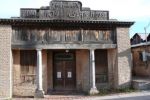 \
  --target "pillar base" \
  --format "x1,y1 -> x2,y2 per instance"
89,88 -> 99,95
34,90 -> 44,98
